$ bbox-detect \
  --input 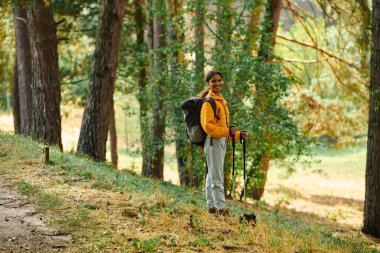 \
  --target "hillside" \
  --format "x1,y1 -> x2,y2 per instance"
0,131 -> 377,252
